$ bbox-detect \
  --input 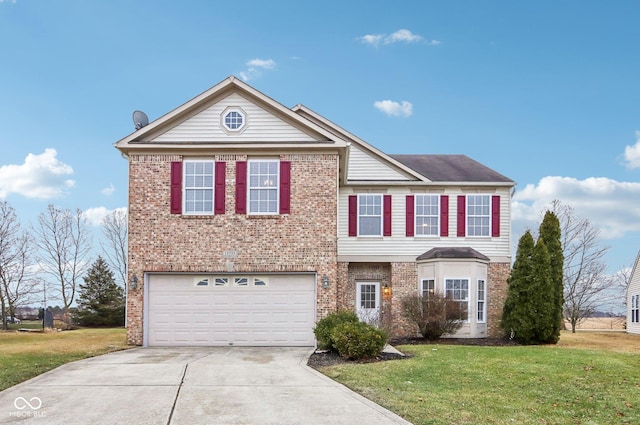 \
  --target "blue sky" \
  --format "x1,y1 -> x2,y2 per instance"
1,0 -> 639,279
